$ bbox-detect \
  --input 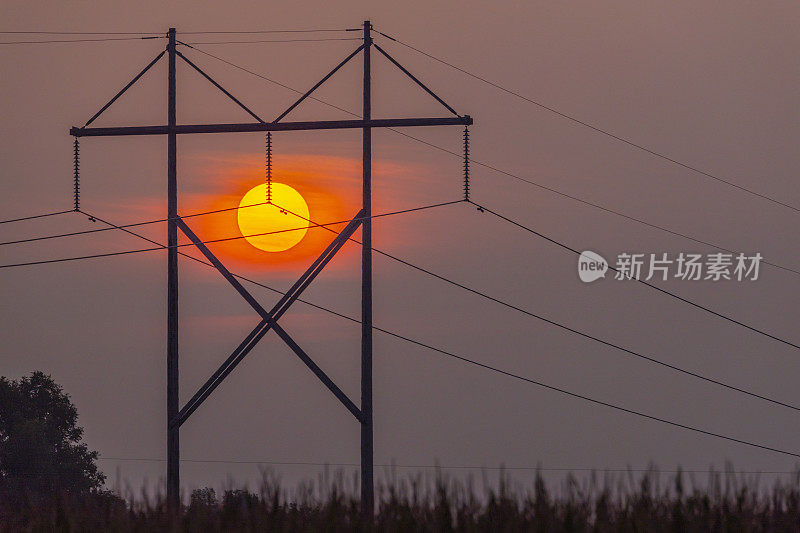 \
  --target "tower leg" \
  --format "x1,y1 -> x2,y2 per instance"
166,26 -> 180,510
360,19 -> 374,518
